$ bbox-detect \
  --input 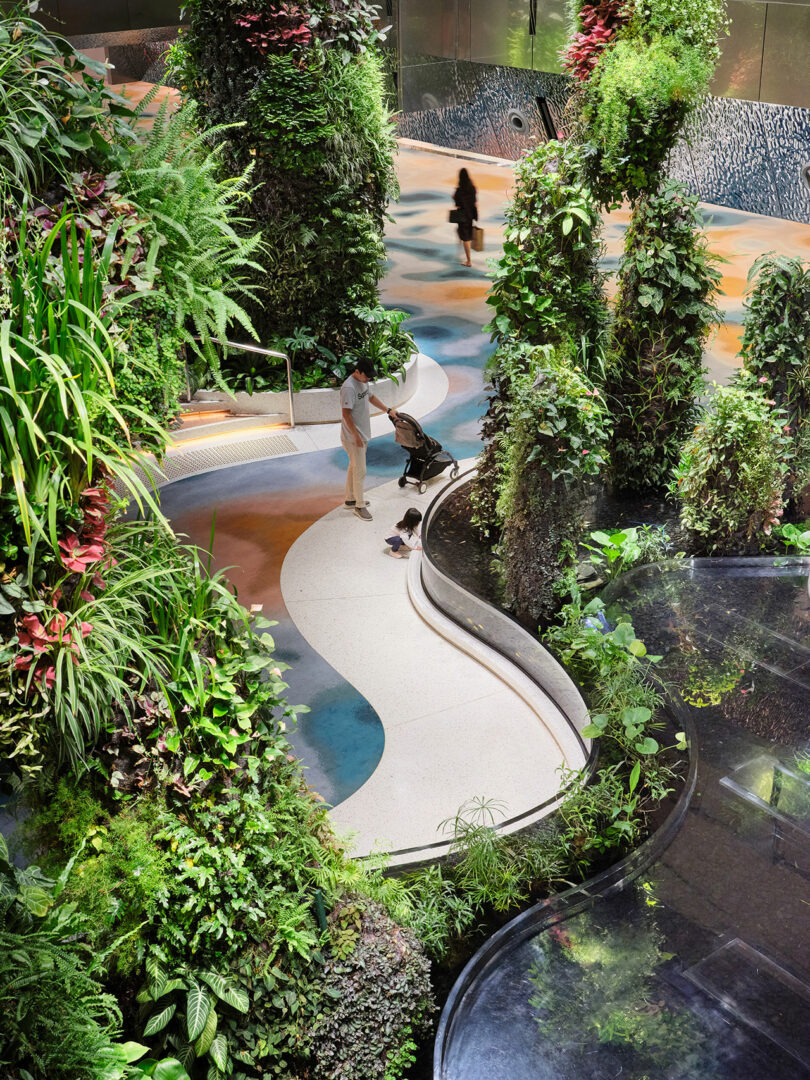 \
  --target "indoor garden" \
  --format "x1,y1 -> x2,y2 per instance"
1,0 -> 809,1078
